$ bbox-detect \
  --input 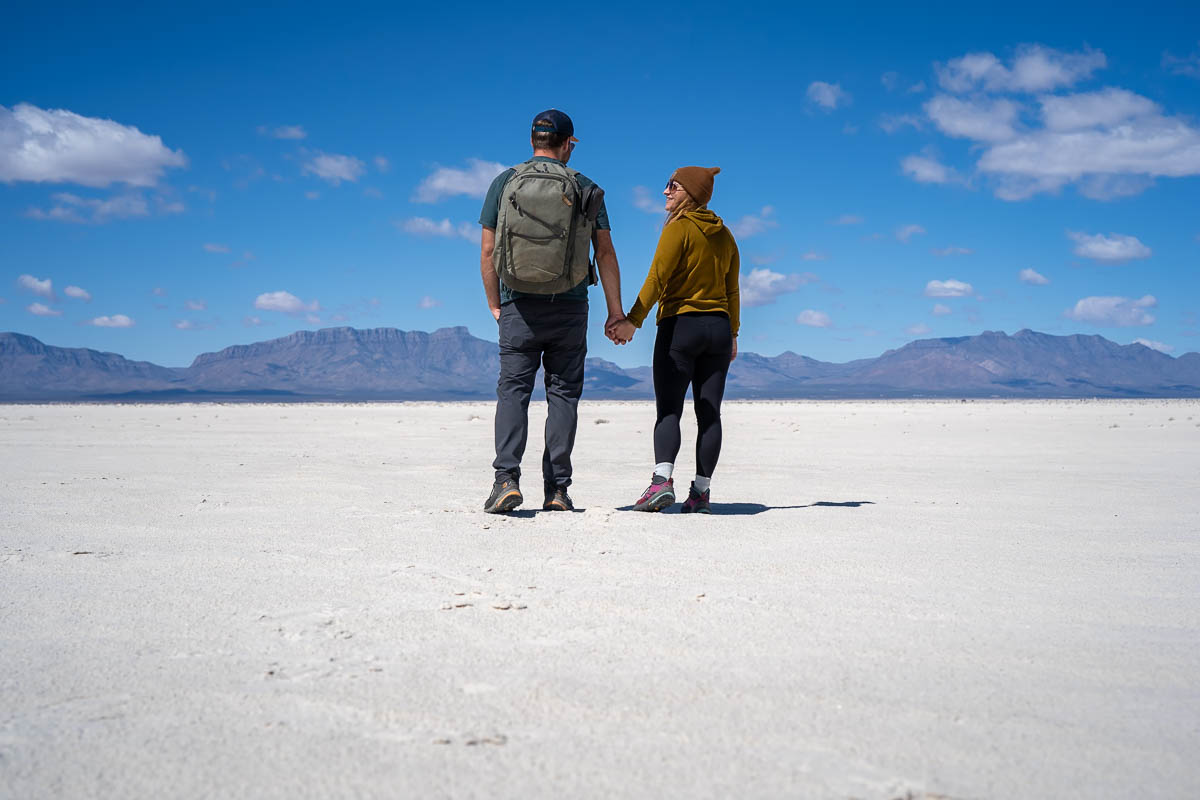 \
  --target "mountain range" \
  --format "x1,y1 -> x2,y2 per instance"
3,326 -> 1199,401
